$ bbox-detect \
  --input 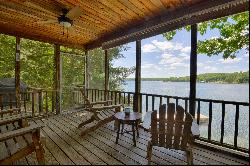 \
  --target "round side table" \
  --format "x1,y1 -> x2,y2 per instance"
114,112 -> 142,147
